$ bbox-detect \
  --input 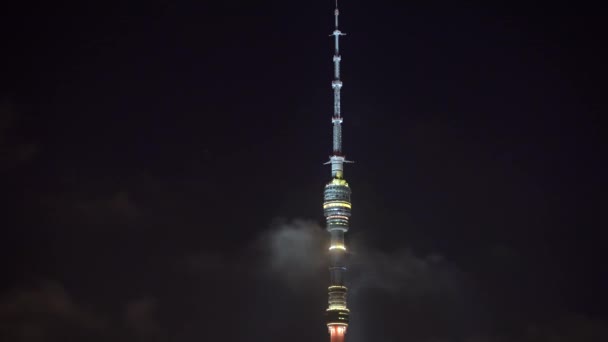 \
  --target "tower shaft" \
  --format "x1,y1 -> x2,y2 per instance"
323,1 -> 351,341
